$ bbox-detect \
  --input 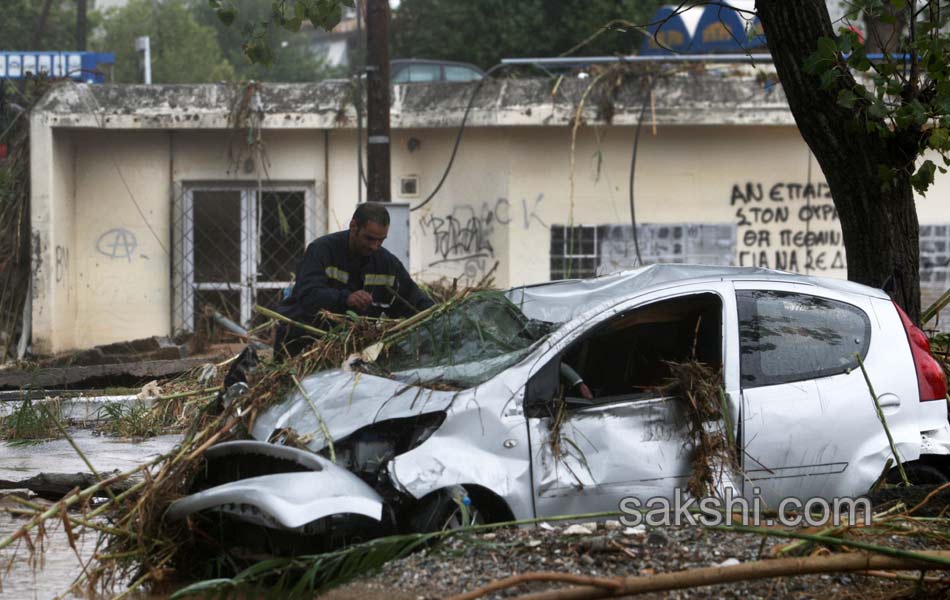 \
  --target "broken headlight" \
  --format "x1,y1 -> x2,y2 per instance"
324,412 -> 446,484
